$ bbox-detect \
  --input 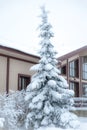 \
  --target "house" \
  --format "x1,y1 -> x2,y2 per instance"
0,45 -> 39,93
1,44 -> 87,97
0,44 -> 87,116
58,46 -> 87,98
